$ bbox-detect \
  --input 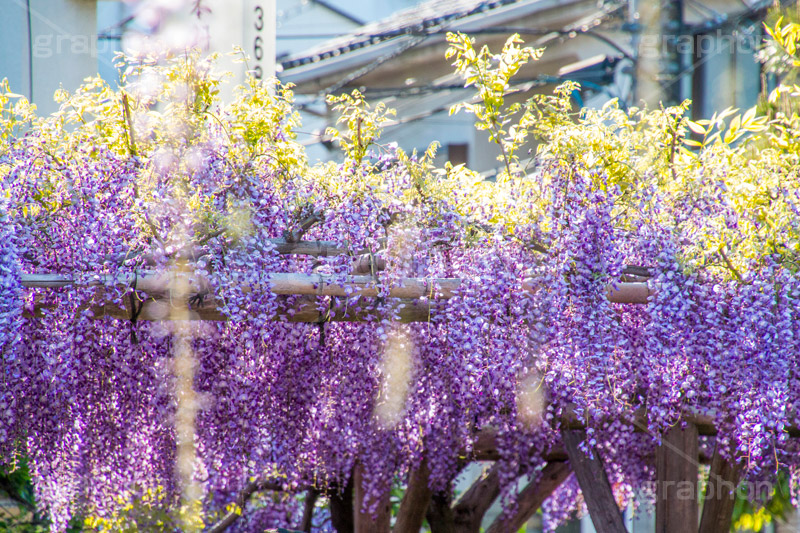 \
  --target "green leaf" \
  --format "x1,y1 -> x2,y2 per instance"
685,120 -> 706,135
